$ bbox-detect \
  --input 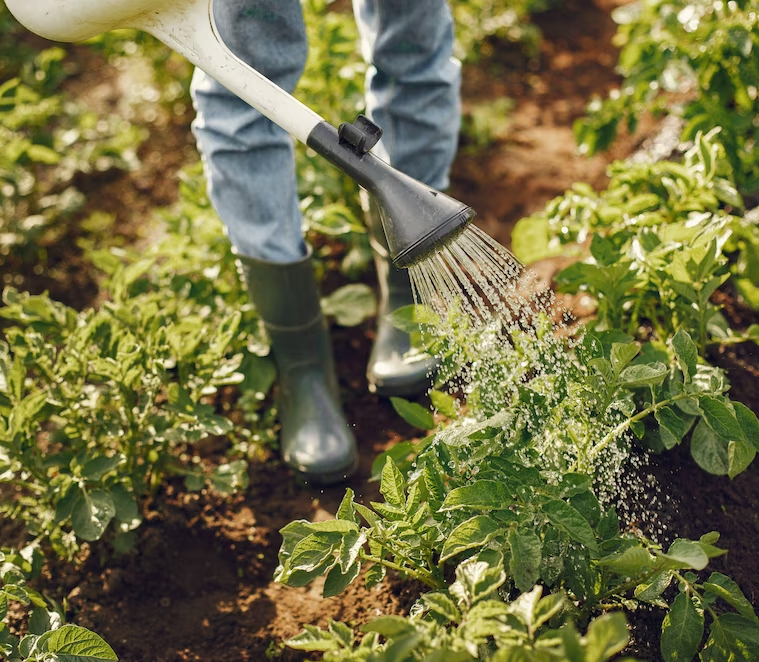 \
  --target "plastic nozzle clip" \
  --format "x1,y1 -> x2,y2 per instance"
337,115 -> 383,155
